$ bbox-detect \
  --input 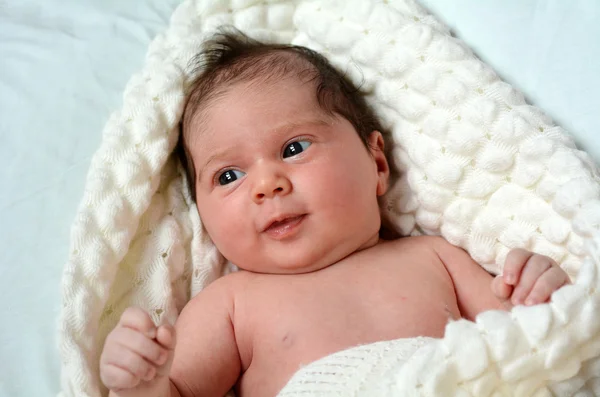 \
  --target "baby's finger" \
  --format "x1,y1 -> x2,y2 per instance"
143,366 -> 156,382
524,267 -> 569,305
511,255 -> 552,305
113,326 -> 168,366
101,363 -> 138,390
503,248 -> 534,285
119,307 -> 157,339
155,325 -> 176,376
156,324 -> 176,349
104,344 -> 153,380
491,275 -> 513,300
